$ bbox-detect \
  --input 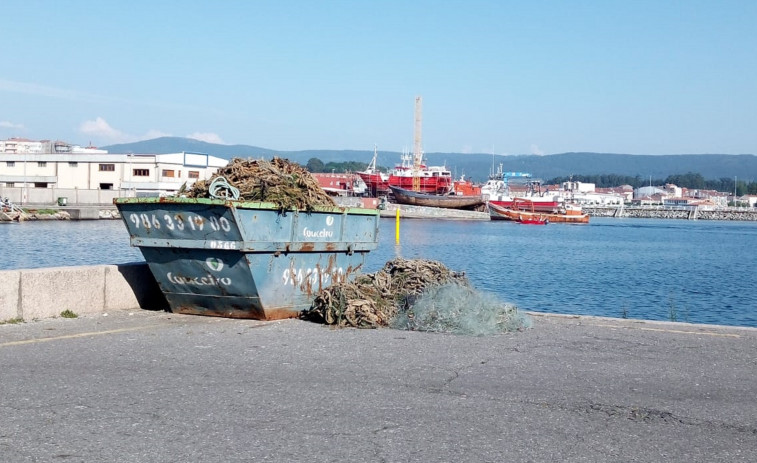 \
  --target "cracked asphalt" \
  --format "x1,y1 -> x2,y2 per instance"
1,310 -> 756,462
